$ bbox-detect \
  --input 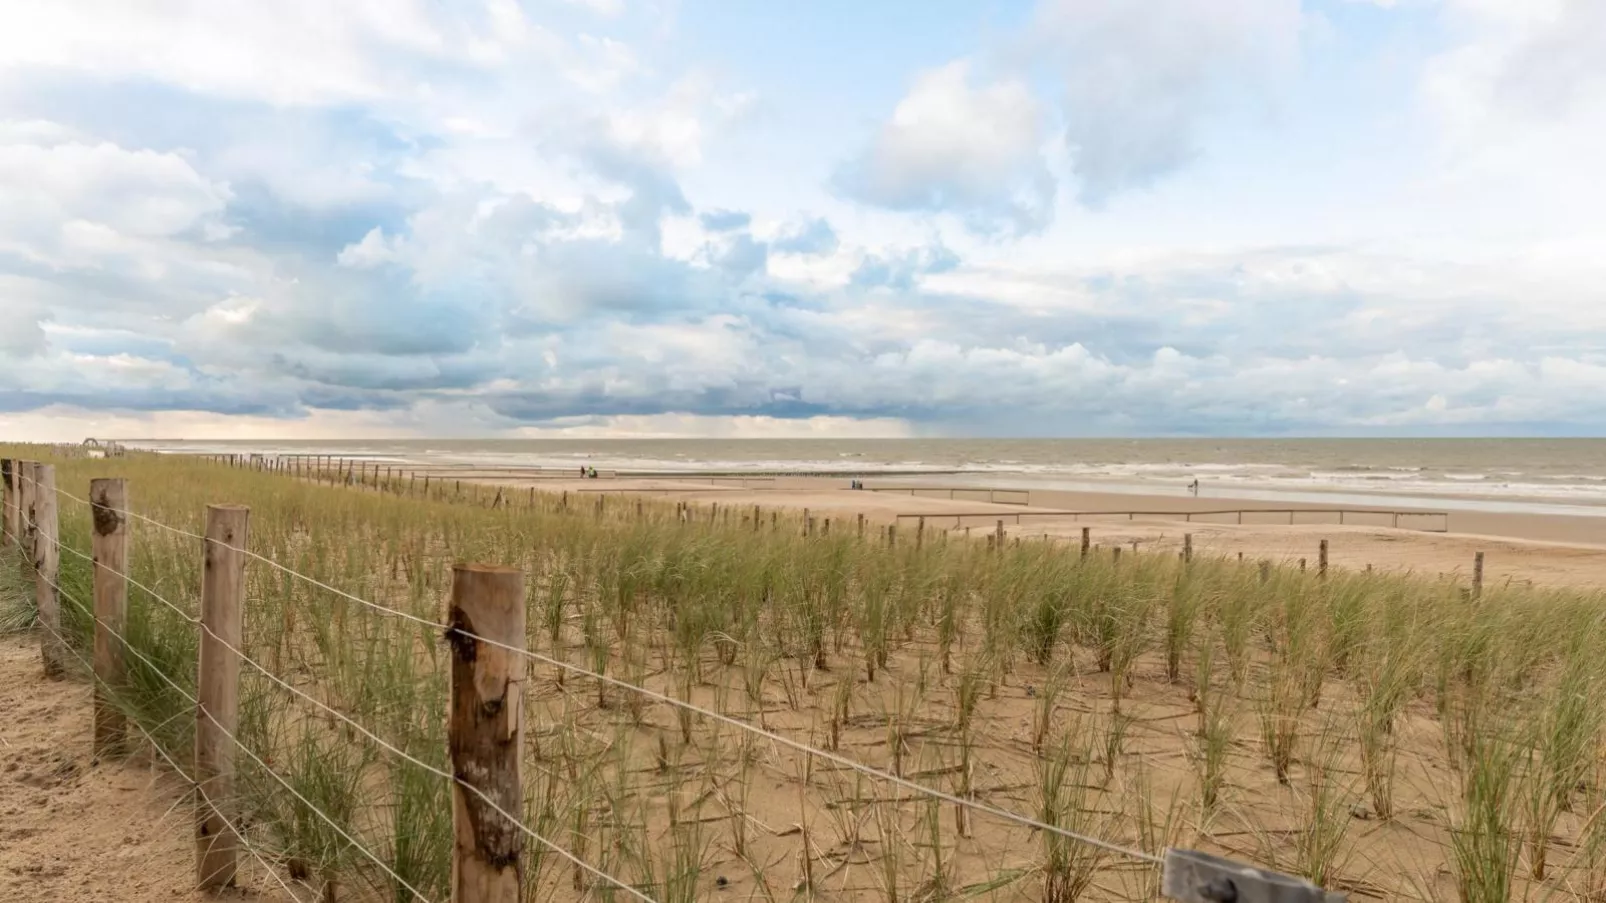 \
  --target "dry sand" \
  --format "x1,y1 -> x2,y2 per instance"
0,635 -> 294,902
497,475 -> 1606,589
15,468 -> 1606,900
